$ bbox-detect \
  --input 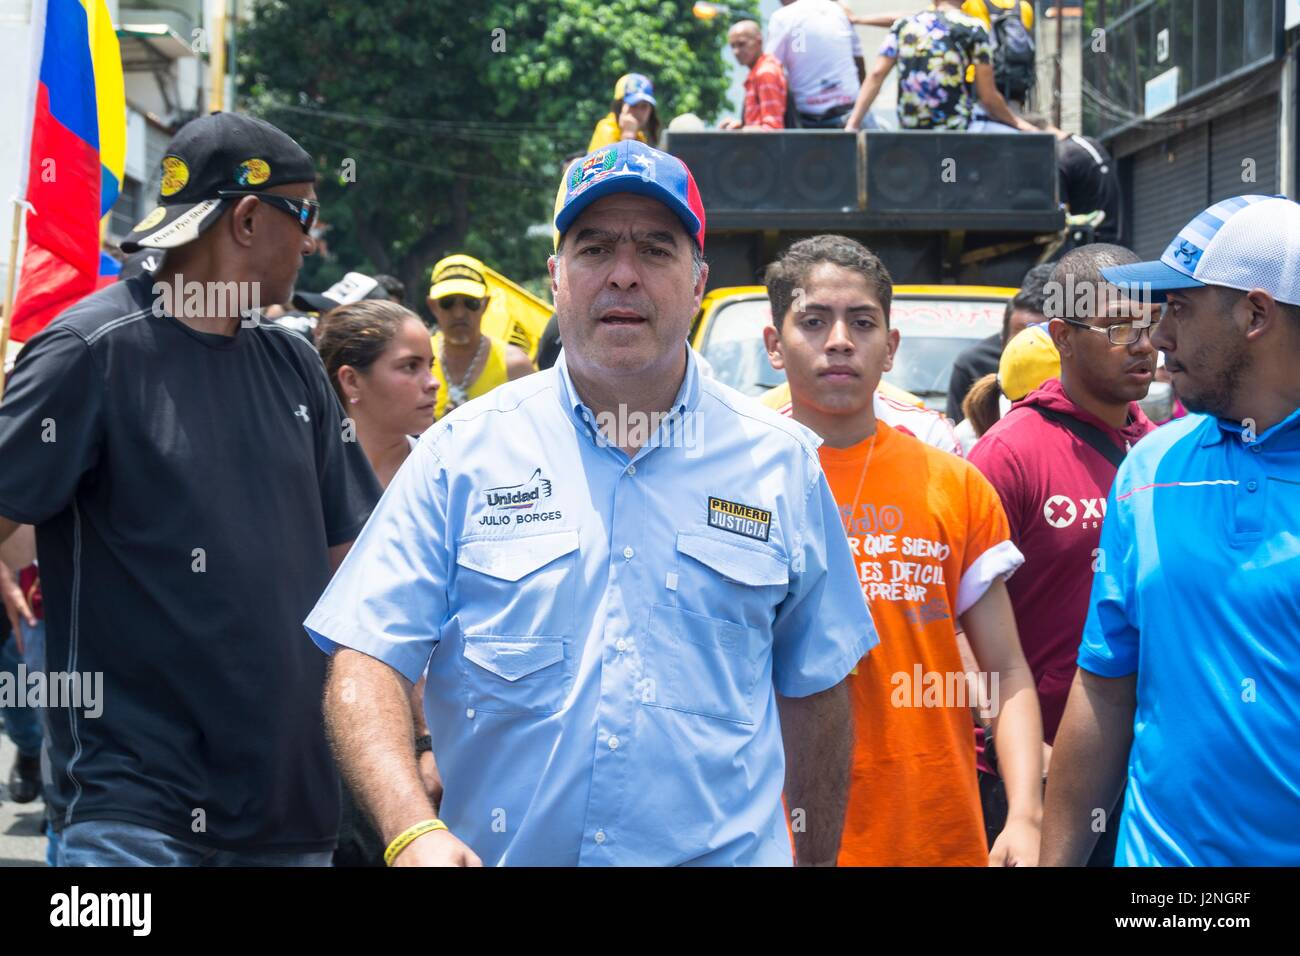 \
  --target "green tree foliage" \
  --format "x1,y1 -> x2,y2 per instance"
237,0 -> 753,304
